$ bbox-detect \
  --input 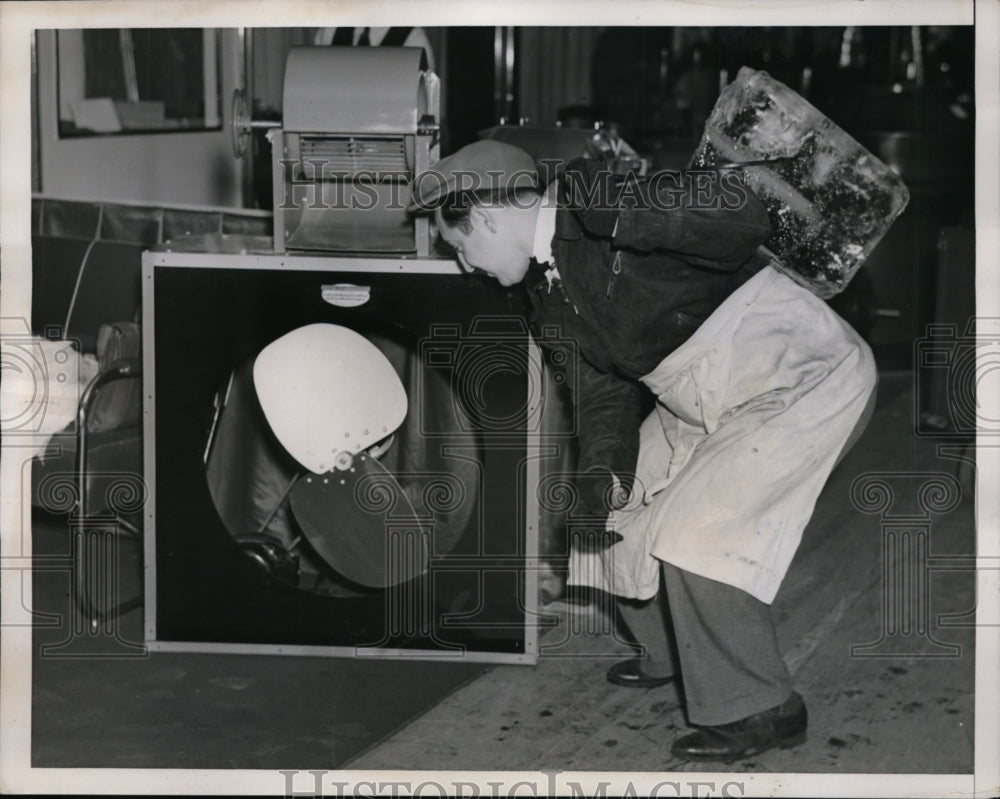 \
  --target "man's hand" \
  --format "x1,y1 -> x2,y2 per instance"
572,468 -> 634,552
578,467 -> 633,515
